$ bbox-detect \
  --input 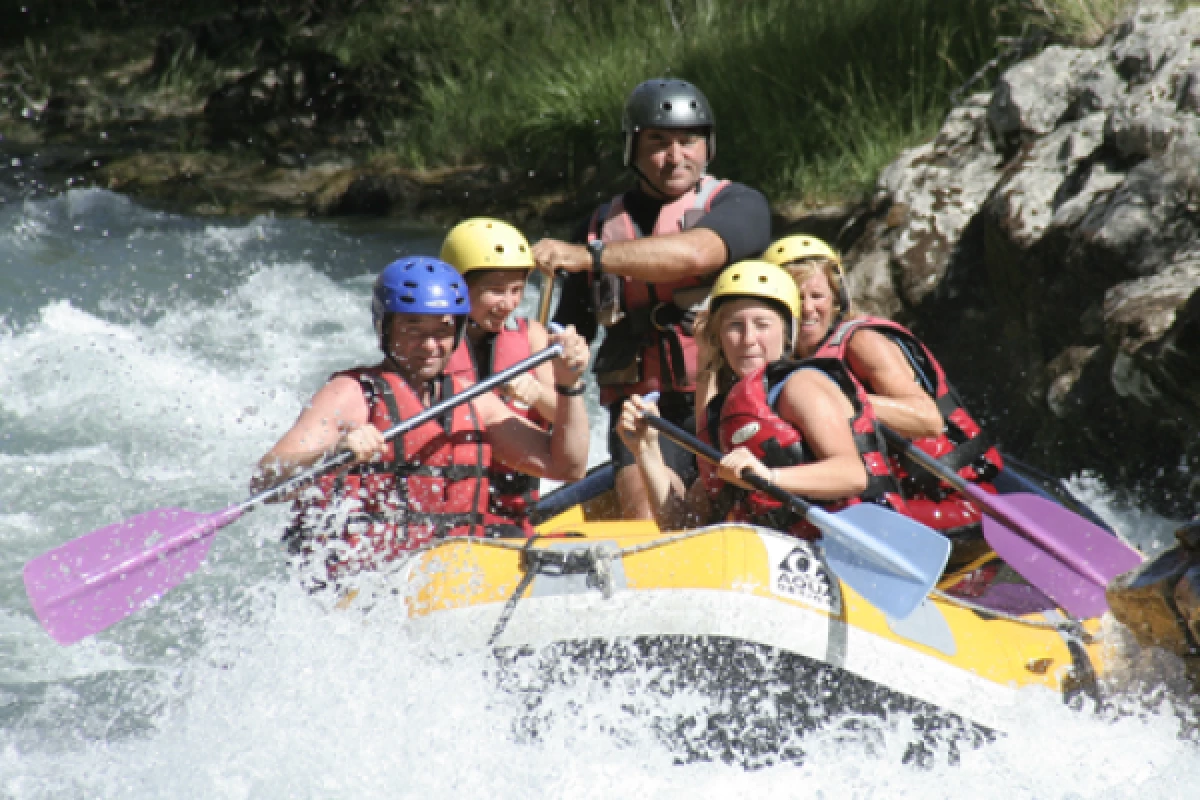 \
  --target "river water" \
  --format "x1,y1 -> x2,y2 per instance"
0,185 -> 1197,798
